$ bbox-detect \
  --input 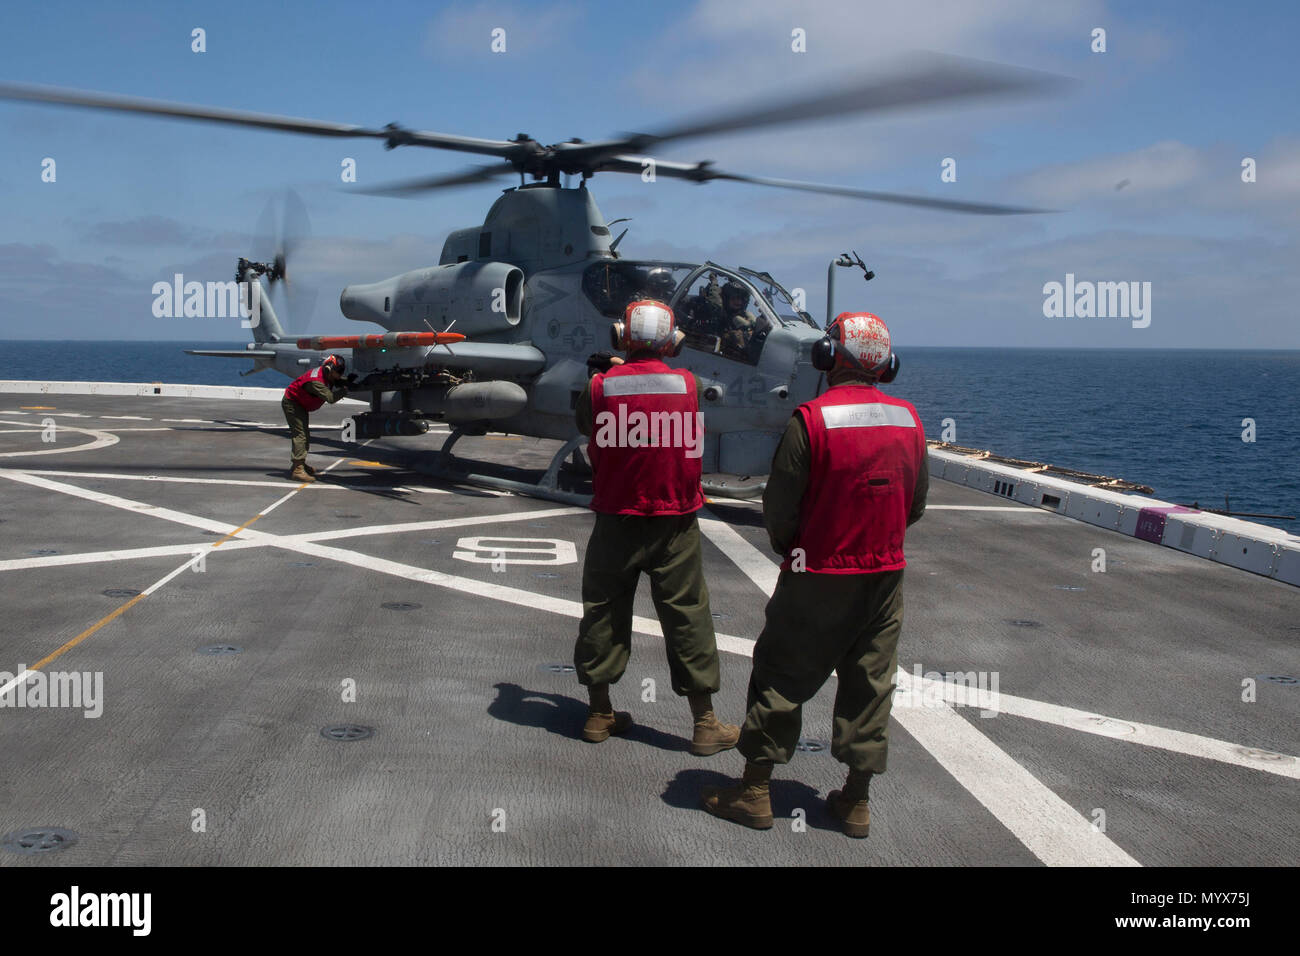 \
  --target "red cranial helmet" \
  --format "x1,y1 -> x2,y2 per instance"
811,312 -> 898,382
610,299 -> 685,357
